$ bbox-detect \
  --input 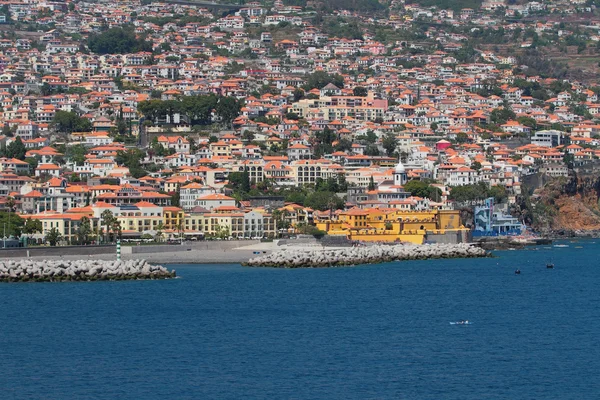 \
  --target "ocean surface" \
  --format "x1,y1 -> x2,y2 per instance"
1,240 -> 599,400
